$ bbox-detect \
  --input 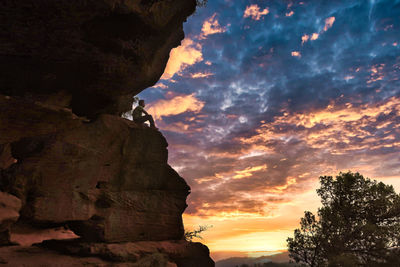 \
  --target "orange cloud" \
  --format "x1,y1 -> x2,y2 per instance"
243,5 -> 269,20
152,83 -> 168,89
286,11 -> 294,17
367,63 -> 385,83
147,93 -> 205,120
291,51 -> 301,57
344,75 -> 355,81
323,16 -> 336,32
310,32 -> 319,40
161,38 -> 203,80
241,97 -> 400,156
233,165 -> 268,179
301,17 -> 334,45
302,32 -> 319,45
301,34 -> 309,44
191,72 -> 214,78
201,13 -> 227,38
